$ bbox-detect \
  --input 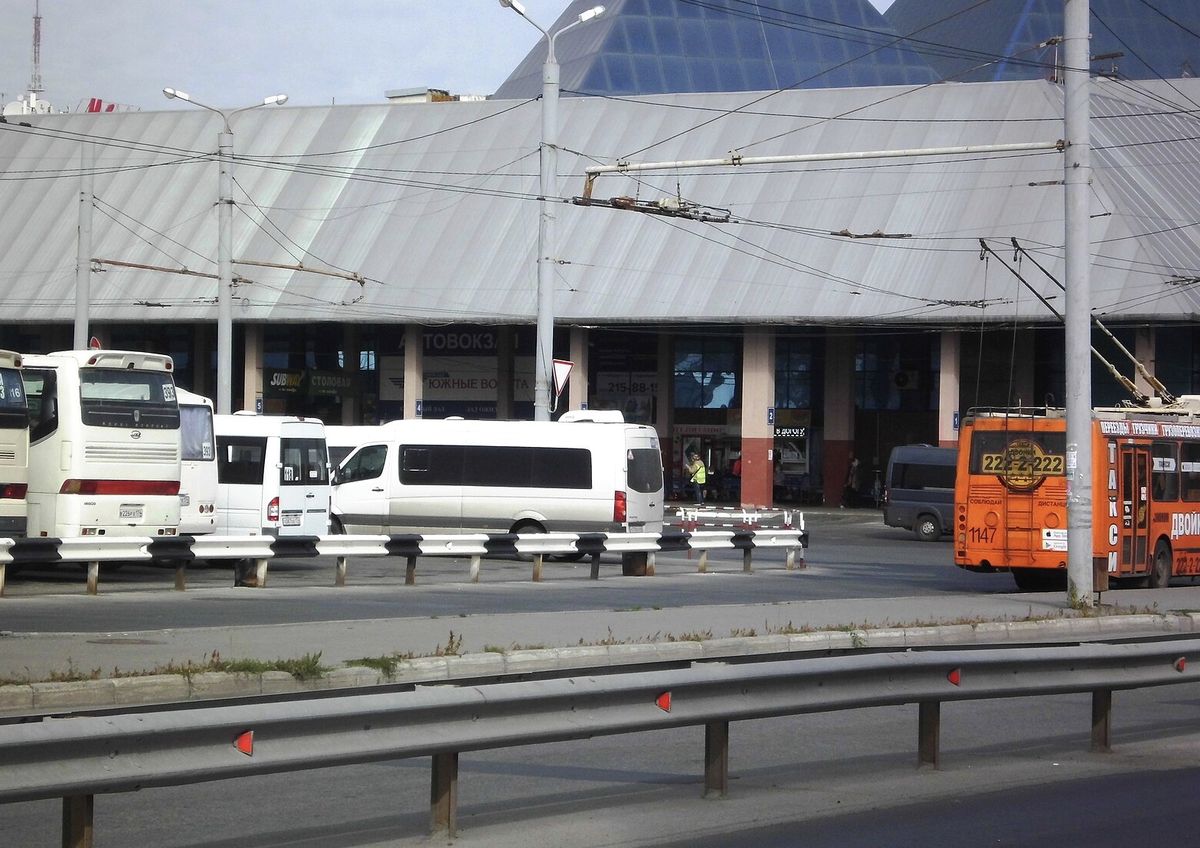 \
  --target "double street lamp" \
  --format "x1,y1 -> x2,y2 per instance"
498,1 -> 605,420
162,87 -> 288,414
